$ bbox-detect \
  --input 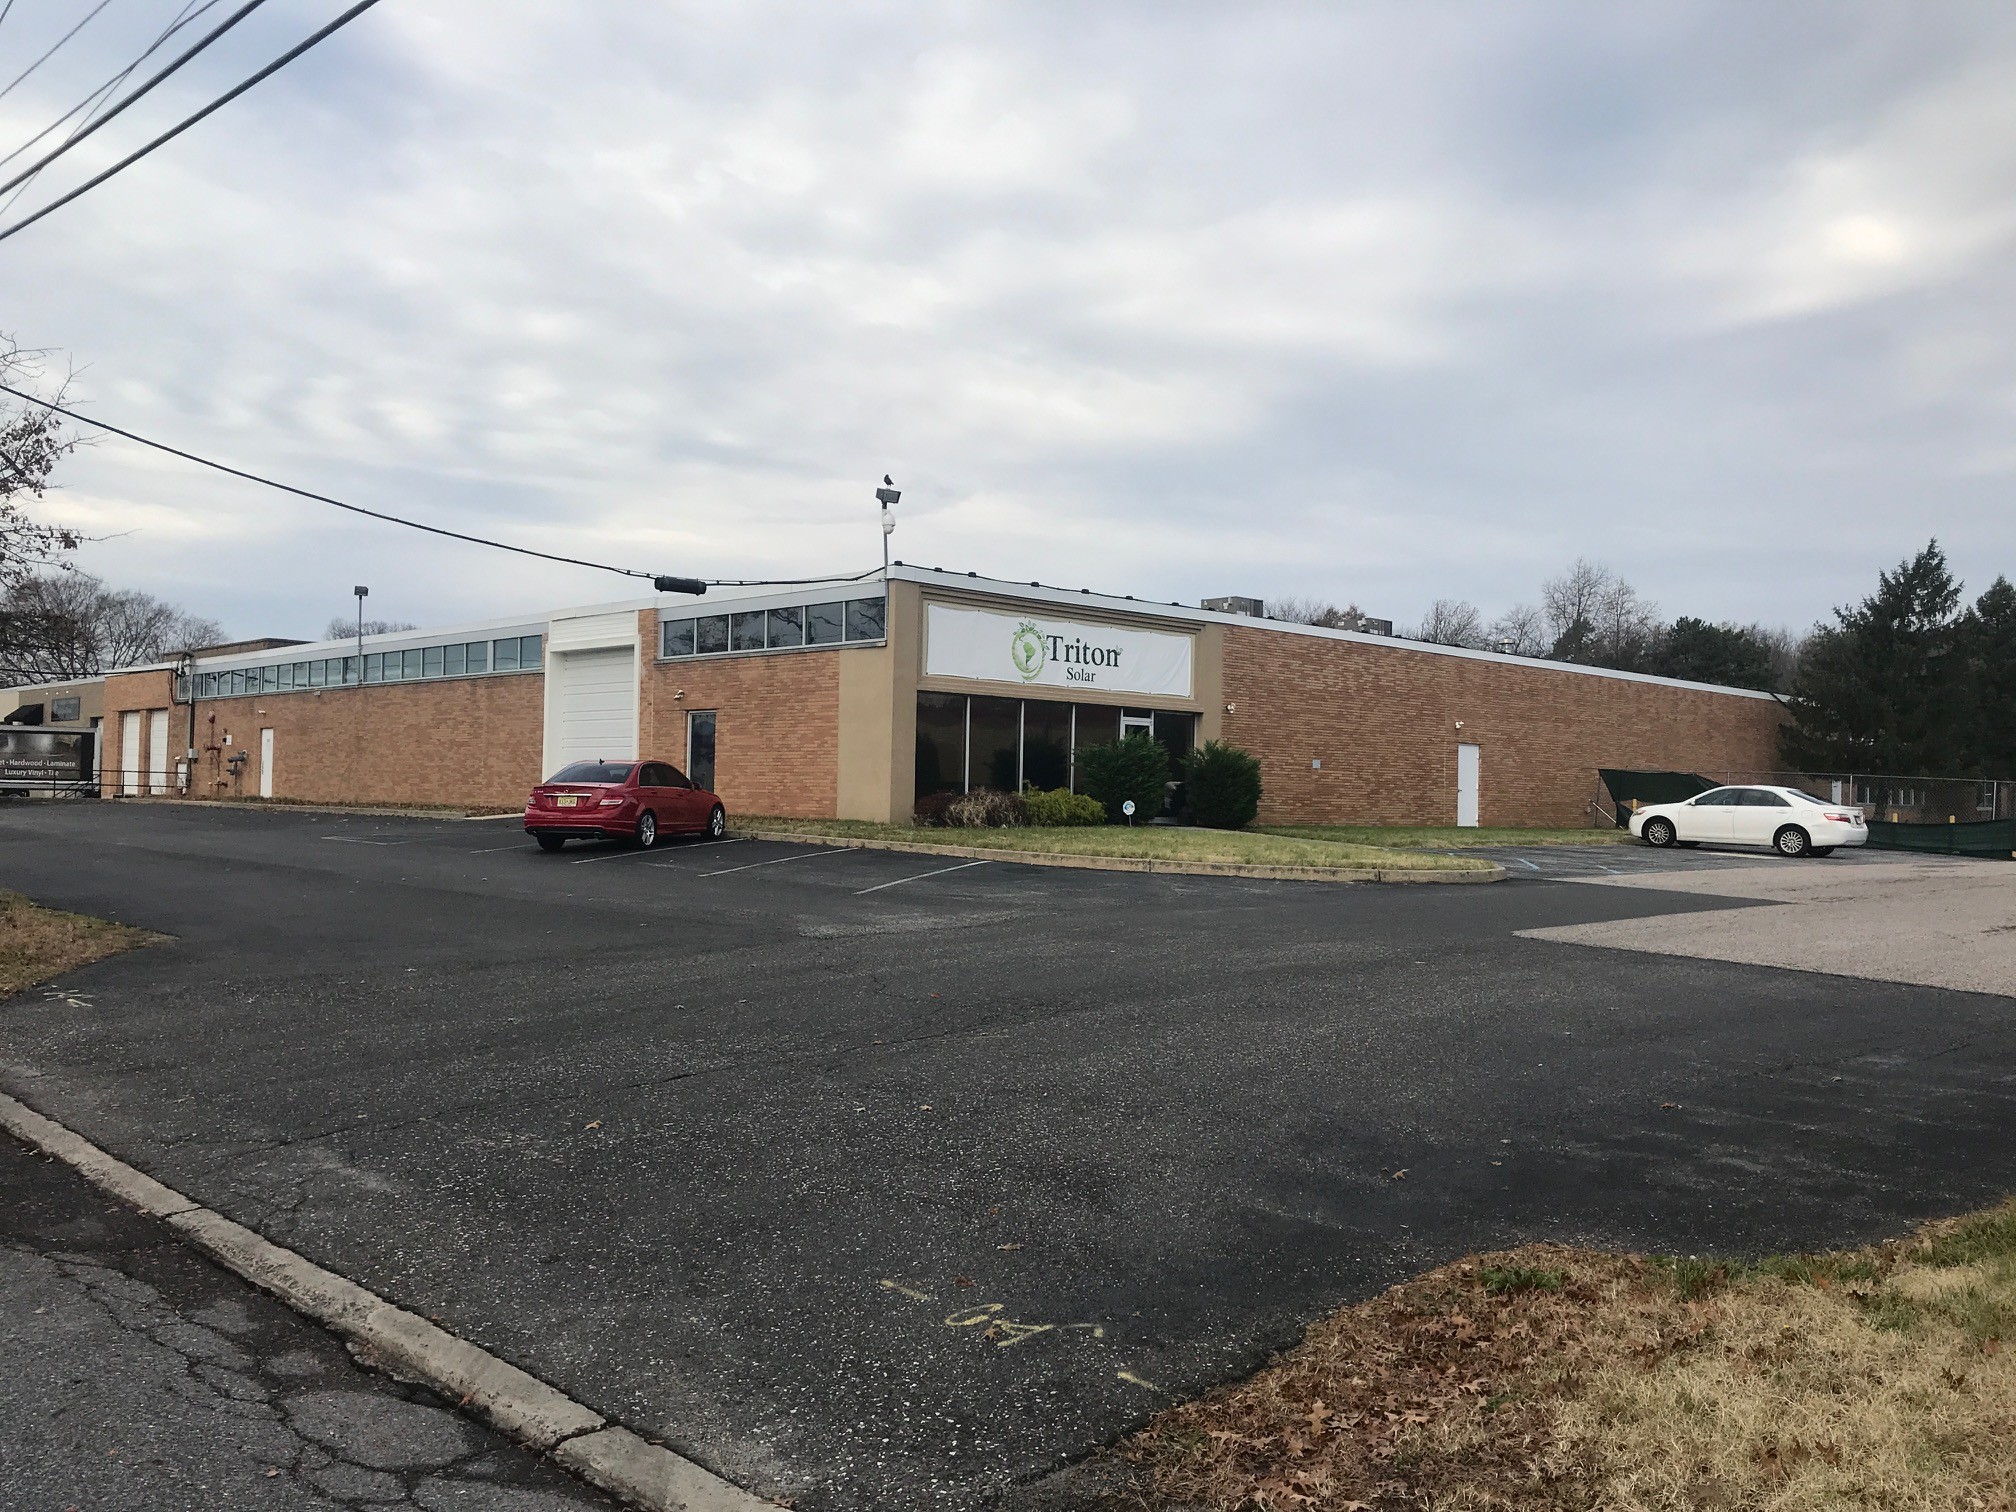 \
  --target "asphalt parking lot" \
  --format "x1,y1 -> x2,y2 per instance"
4,801 -> 2015,1510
